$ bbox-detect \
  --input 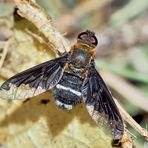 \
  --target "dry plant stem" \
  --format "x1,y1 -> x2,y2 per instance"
14,0 -> 70,54
101,71 -> 148,141
101,71 -> 148,112
25,28 -> 56,52
115,99 -> 148,141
